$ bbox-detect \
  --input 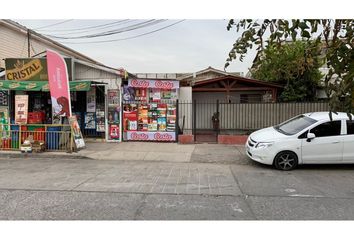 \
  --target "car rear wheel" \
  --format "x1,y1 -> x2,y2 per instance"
274,151 -> 298,171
